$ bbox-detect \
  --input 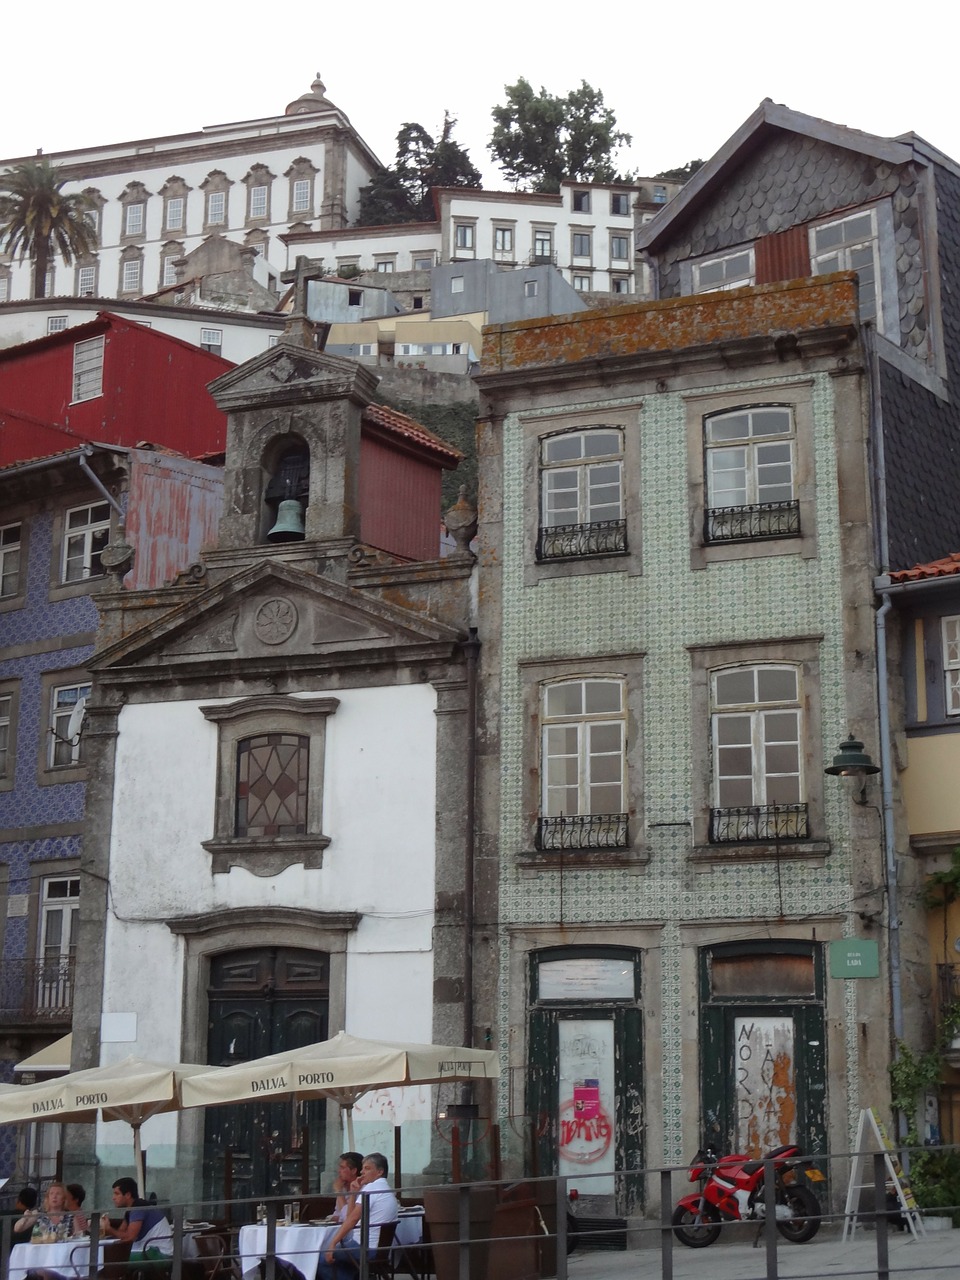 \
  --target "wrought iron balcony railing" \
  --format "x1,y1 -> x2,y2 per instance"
0,958 -> 75,1022
705,499 -> 800,543
938,963 -> 960,1010
528,250 -> 558,266
537,813 -> 629,851
537,519 -> 627,561
709,803 -> 809,844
